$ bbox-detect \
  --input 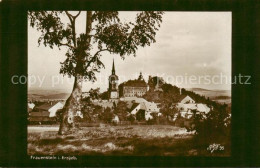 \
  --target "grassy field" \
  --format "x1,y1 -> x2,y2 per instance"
28,125 -> 230,156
